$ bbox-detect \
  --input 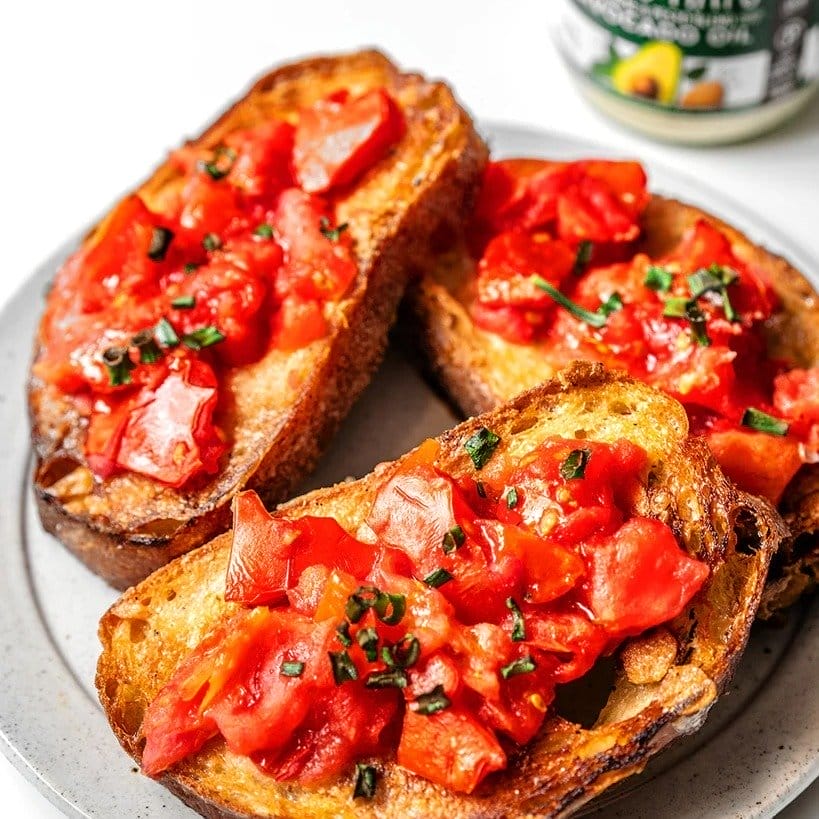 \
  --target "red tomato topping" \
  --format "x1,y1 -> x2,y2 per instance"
142,435 -> 708,795
37,88 -> 401,487
294,89 -> 405,193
